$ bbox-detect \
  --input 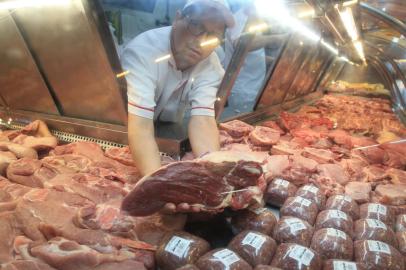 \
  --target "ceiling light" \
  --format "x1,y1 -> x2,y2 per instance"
338,7 -> 358,41
353,40 -> 366,61
298,9 -> 315,18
